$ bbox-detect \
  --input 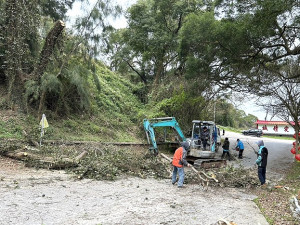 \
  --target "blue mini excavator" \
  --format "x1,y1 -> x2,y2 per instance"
143,117 -> 225,168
